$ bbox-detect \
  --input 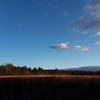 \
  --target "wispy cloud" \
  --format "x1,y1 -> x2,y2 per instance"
75,45 -> 89,51
74,16 -> 88,27
74,0 -> 100,32
96,41 -> 100,45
